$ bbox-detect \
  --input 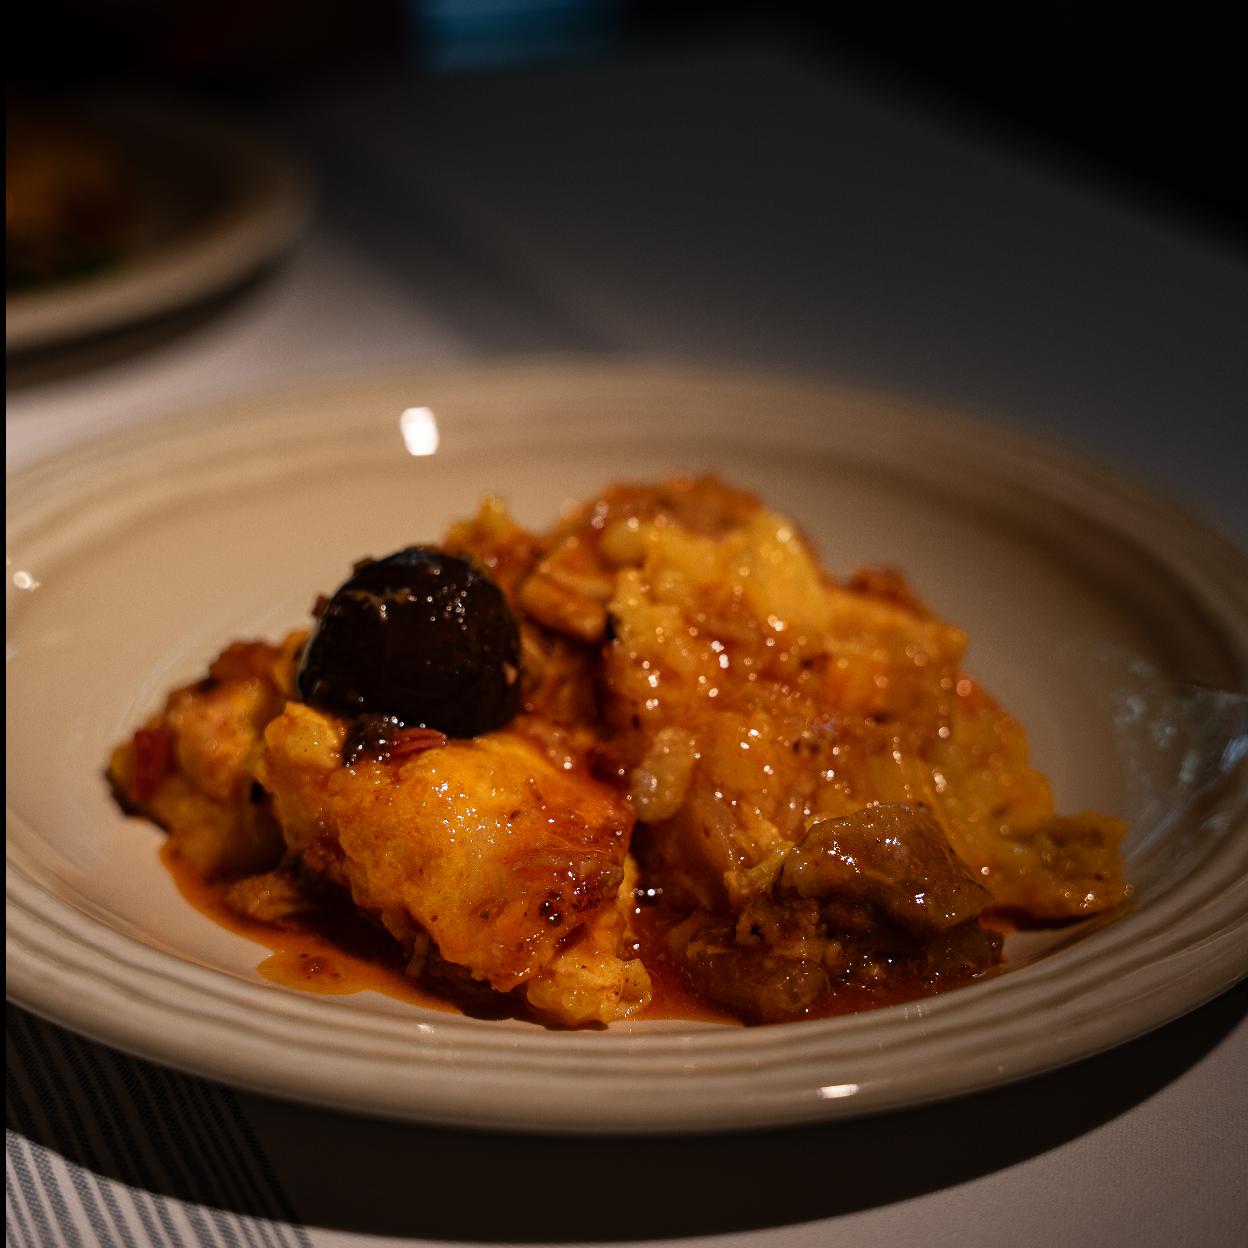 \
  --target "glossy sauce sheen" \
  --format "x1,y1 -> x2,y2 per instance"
161,843 -> 454,1012
162,842 -> 984,1024
164,839 -> 732,1021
